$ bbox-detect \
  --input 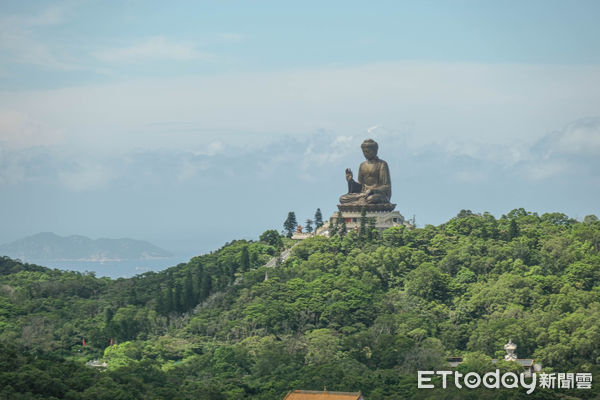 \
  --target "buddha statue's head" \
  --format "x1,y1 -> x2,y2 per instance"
361,139 -> 378,160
